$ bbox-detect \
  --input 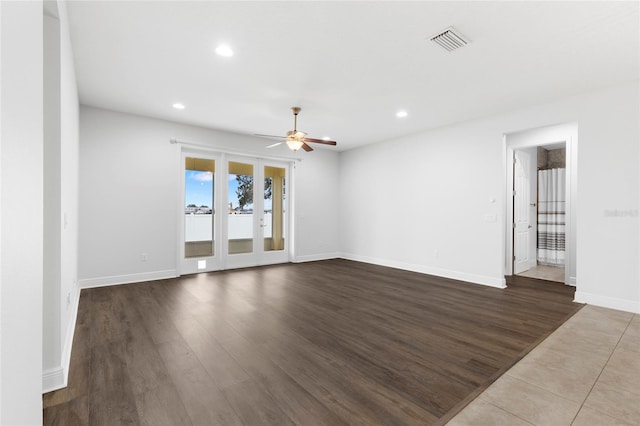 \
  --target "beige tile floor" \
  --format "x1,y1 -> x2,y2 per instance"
518,264 -> 565,283
448,305 -> 640,425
